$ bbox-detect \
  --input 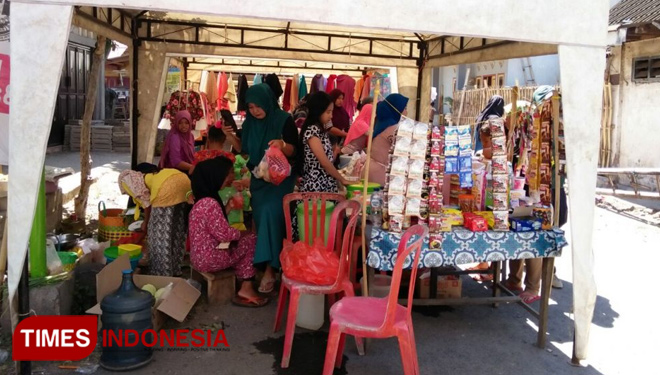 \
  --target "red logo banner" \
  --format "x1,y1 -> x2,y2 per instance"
12,316 -> 98,361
